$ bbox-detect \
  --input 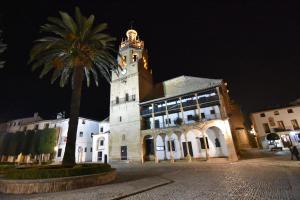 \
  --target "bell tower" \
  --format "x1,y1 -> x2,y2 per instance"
109,29 -> 153,162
